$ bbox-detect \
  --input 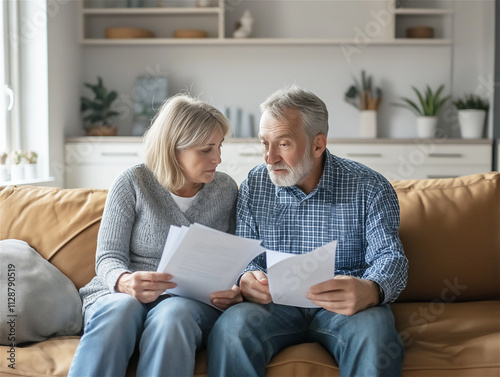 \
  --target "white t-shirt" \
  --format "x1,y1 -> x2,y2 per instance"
170,192 -> 198,212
